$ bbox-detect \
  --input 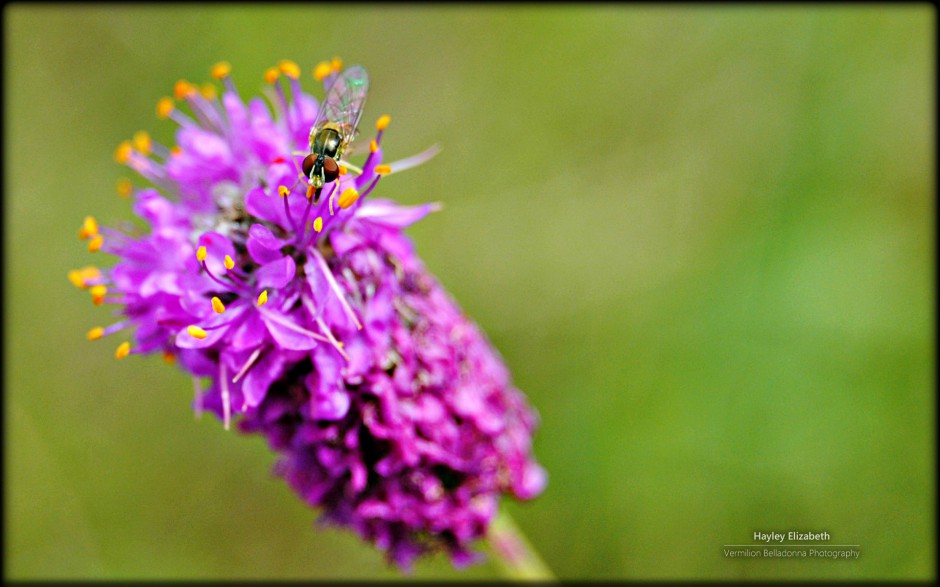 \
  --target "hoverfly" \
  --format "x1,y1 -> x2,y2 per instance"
301,65 -> 369,203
